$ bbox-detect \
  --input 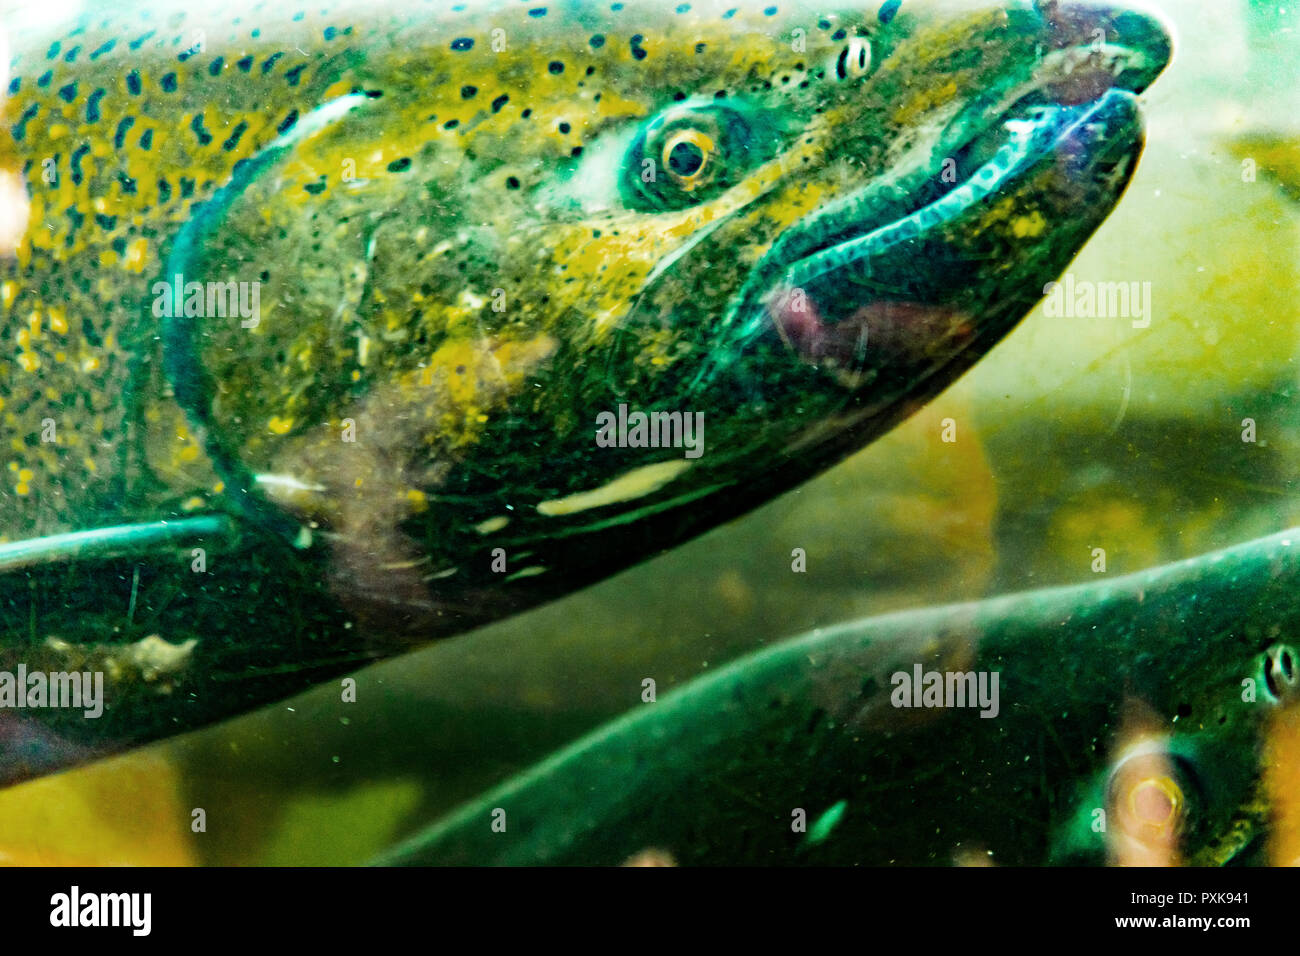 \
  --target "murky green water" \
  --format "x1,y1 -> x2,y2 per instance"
0,0 -> 1297,865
